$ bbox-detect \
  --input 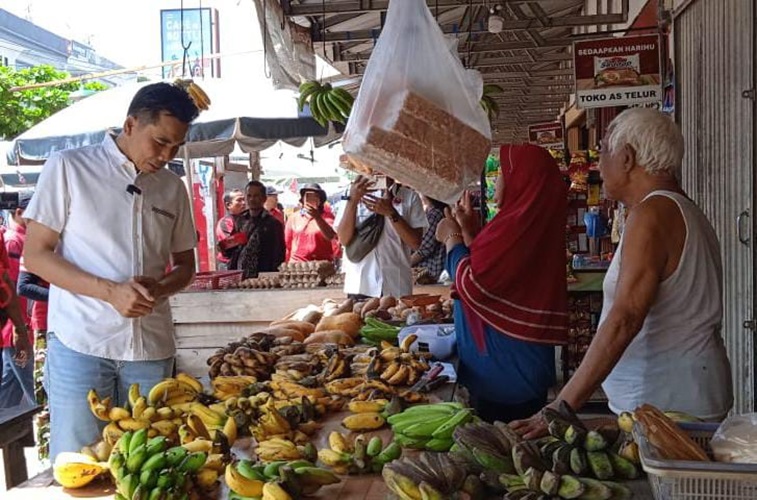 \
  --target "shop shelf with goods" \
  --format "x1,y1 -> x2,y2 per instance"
563,149 -> 618,384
